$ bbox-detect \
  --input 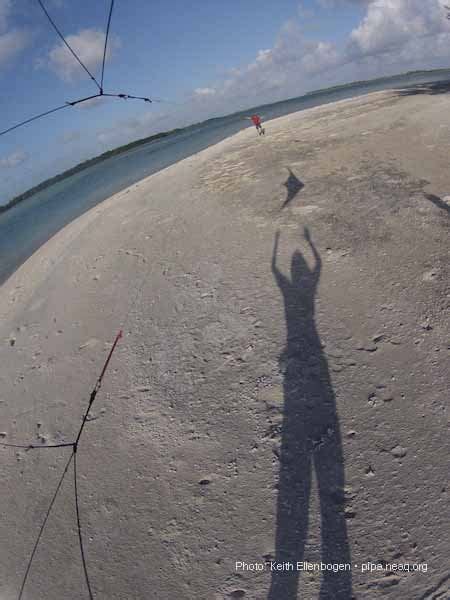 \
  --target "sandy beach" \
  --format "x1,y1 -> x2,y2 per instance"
1,86 -> 449,599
